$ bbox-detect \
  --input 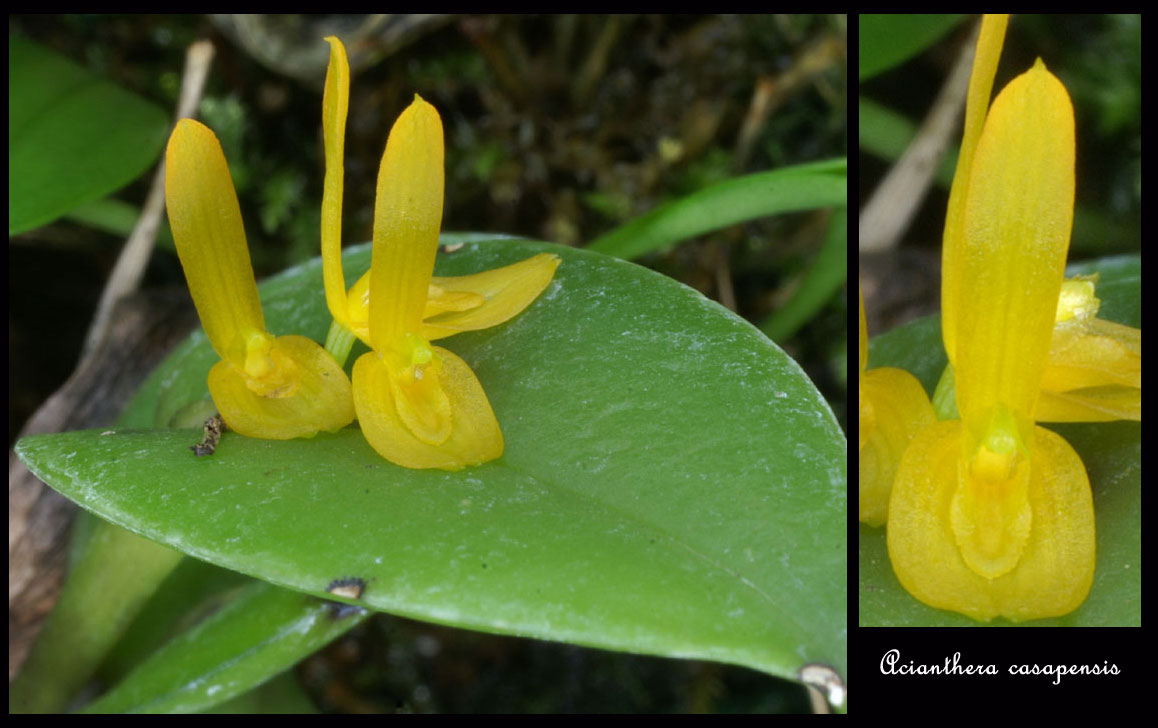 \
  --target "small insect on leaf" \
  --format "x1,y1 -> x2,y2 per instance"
191,414 -> 226,456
